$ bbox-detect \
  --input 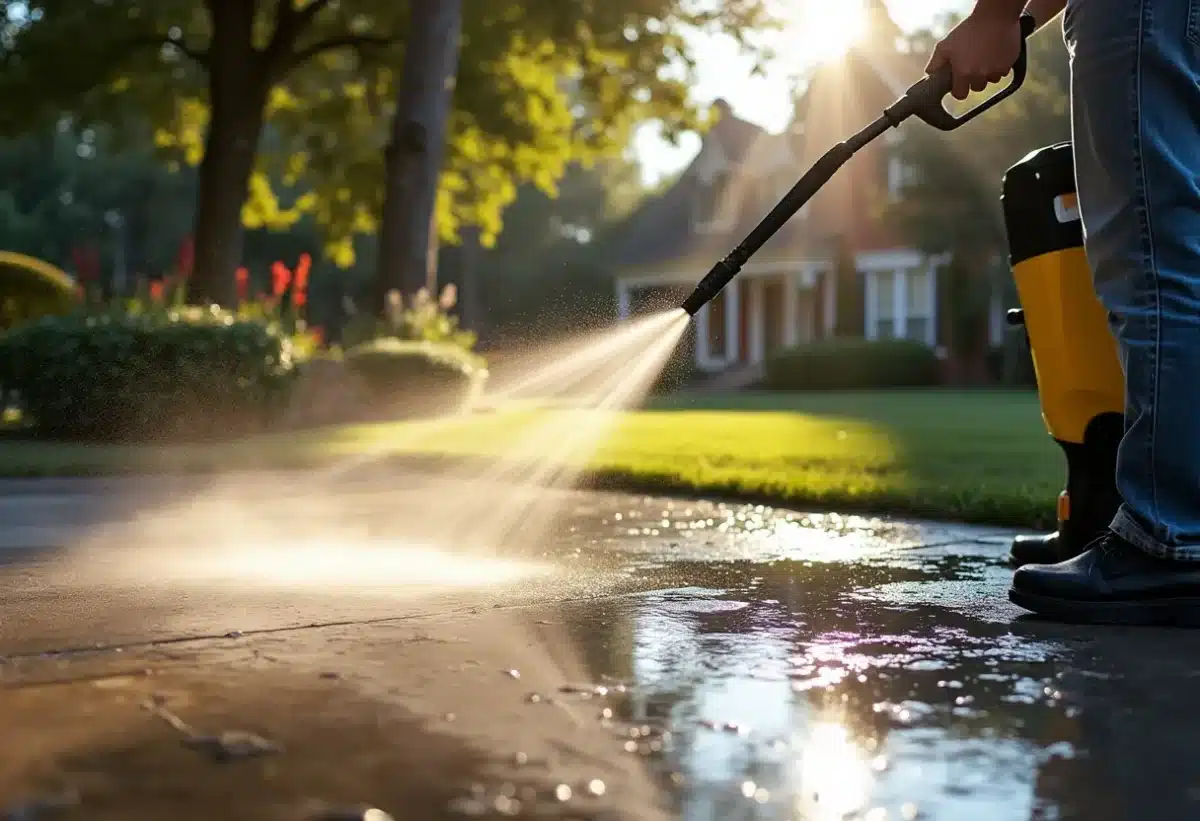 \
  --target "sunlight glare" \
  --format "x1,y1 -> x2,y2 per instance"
795,720 -> 876,819
792,0 -> 868,63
